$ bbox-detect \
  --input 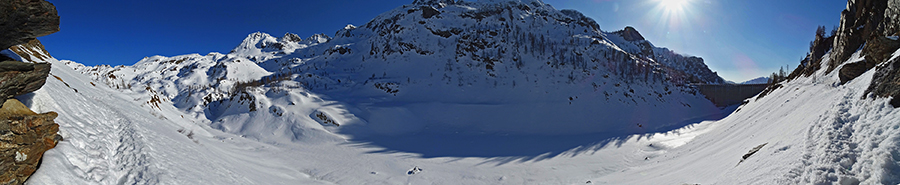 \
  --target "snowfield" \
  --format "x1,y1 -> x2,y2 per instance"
7,0 -> 900,184
16,44 -> 899,185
